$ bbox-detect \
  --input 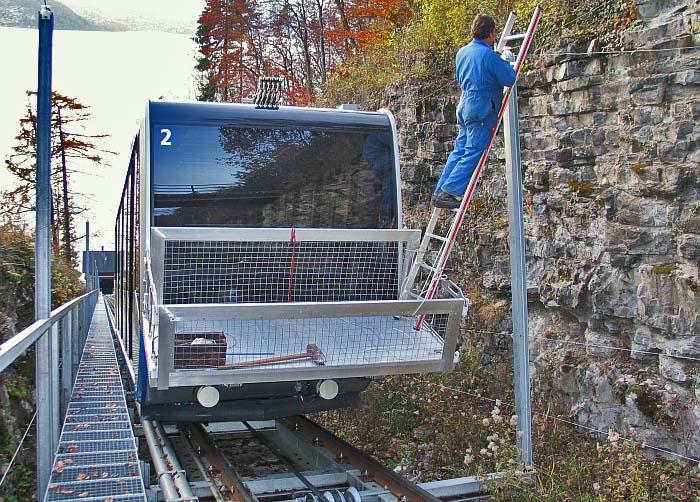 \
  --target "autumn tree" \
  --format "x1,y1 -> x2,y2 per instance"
195,0 -> 265,102
2,91 -> 111,264
194,0 -> 418,104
